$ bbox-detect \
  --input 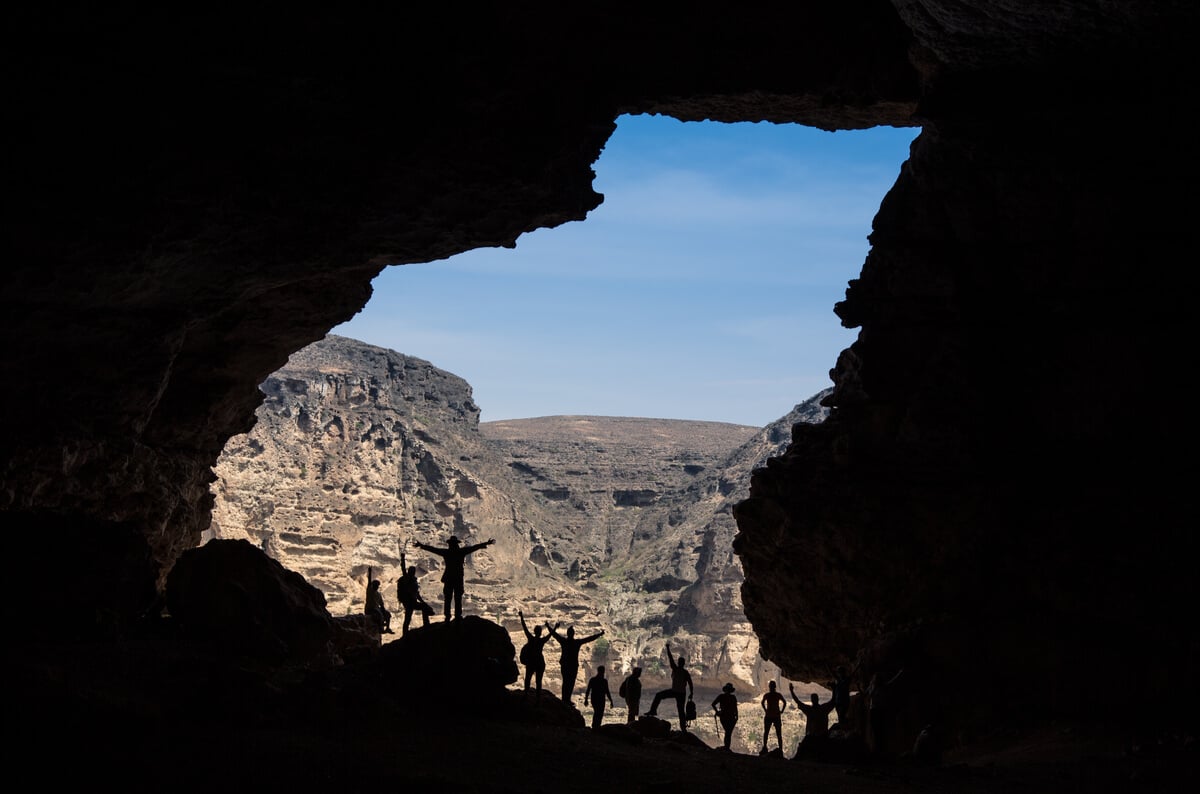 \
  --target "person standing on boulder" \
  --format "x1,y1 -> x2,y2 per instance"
414,535 -> 495,621
619,666 -> 643,723
548,623 -> 605,705
584,664 -> 614,730
829,664 -> 854,725
645,643 -> 694,731
518,610 -> 556,701
395,551 -> 434,634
